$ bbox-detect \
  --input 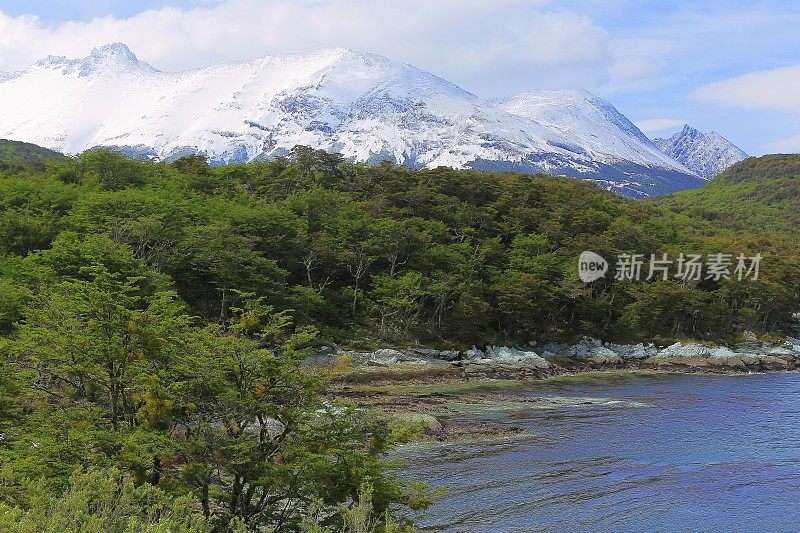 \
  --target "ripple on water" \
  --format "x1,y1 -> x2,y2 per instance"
398,373 -> 800,532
